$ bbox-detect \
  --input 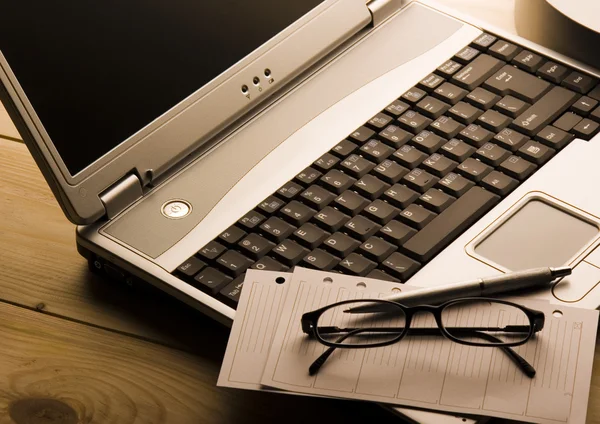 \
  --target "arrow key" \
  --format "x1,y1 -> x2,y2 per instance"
571,96 -> 599,116
573,119 -> 600,140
